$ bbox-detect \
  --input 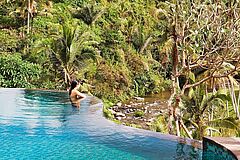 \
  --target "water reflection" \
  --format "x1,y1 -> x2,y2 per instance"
175,143 -> 201,160
0,89 -> 25,124
0,89 -> 83,135
22,90 -> 82,132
